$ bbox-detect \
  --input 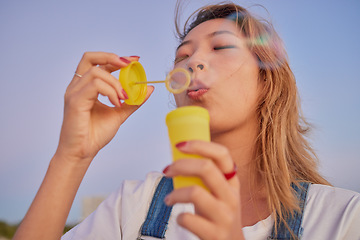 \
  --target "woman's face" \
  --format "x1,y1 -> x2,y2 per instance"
173,18 -> 263,136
